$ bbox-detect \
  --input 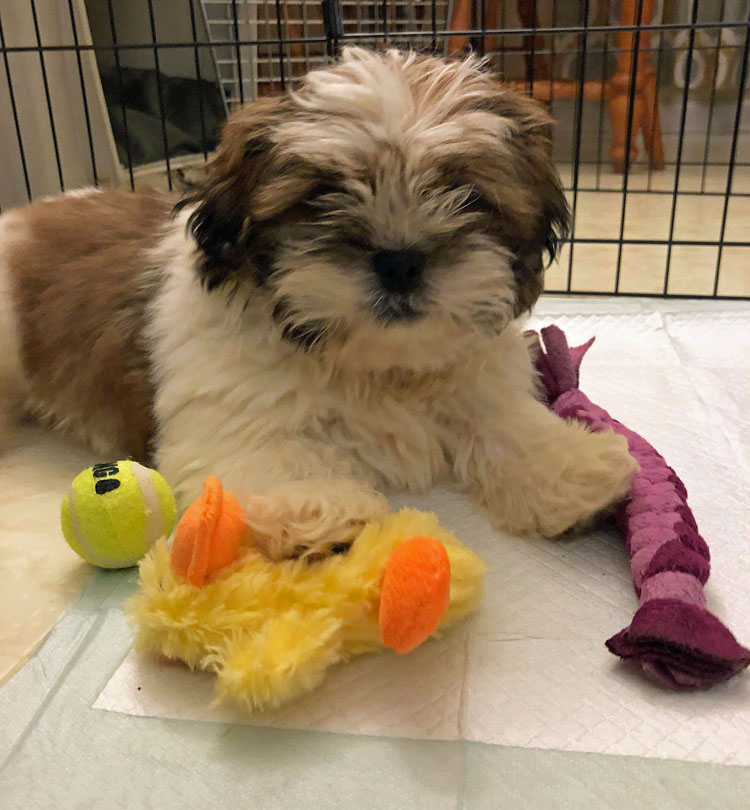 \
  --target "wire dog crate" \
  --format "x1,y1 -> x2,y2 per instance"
0,0 -> 748,299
